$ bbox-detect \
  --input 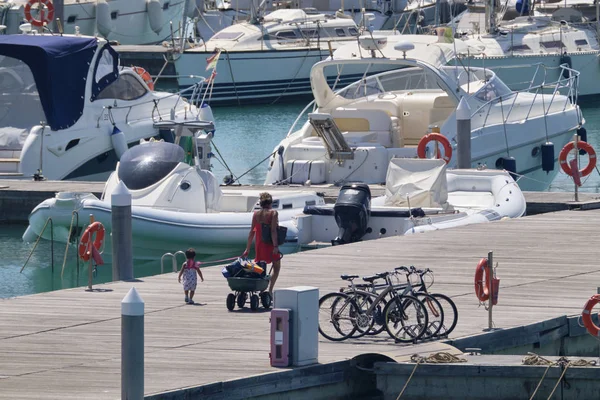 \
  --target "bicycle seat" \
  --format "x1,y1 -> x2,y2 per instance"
340,274 -> 359,280
377,271 -> 390,279
362,275 -> 381,283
